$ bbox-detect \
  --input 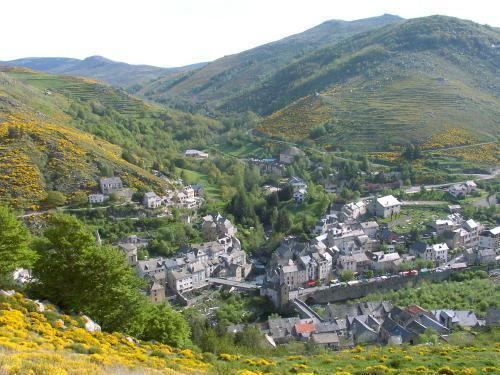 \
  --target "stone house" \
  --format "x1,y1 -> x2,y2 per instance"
148,278 -> 166,303
370,251 -> 401,272
279,146 -> 304,164
311,332 -> 339,348
479,226 -> 500,252
373,195 -> 401,218
99,177 -> 123,195
117,243 -> 138,266
202,213 -> 237,241
143,192 -> 162,209
432,310 -> 481,329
